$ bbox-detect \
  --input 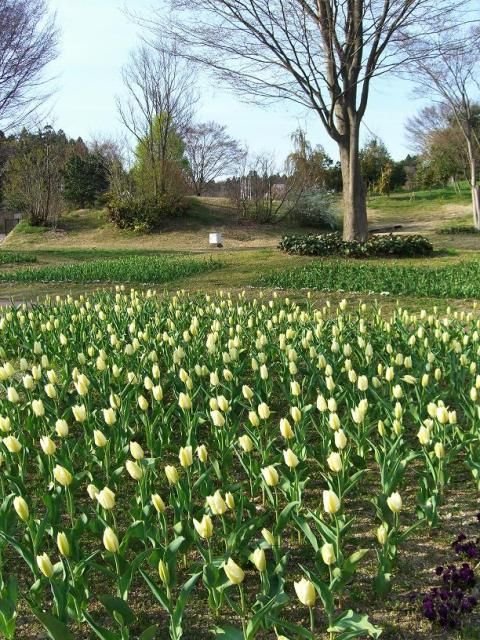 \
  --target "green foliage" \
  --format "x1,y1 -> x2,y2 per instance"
438,225 -> 480,235
258,258 -> 480,298
132,114 -> 188,199
279,233 -> 433,257
63,153 -> 109,208
0,255 -> 221,284
0,252 -> 36,265
106,194 -> 187,232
